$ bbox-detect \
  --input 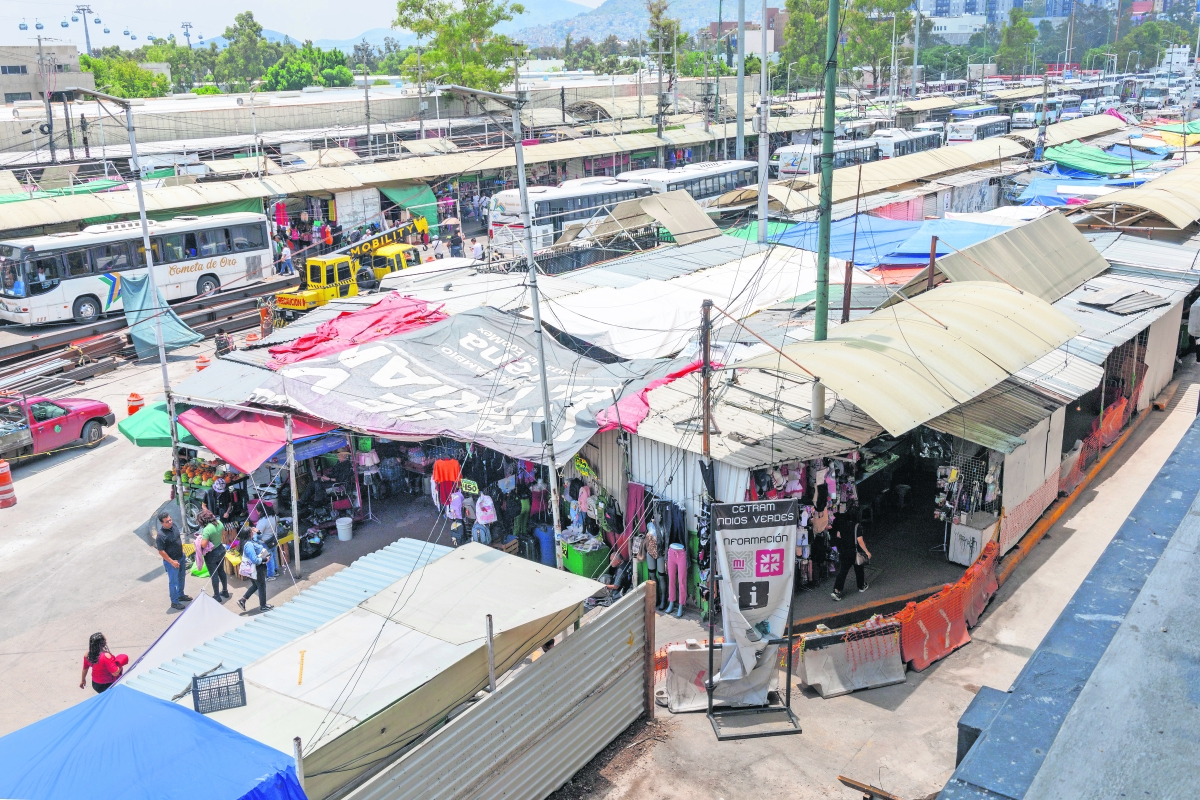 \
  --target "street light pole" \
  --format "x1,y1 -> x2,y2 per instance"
440,77 -> 566,568
736,0 -> 746,158
70,86 -> 182,530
